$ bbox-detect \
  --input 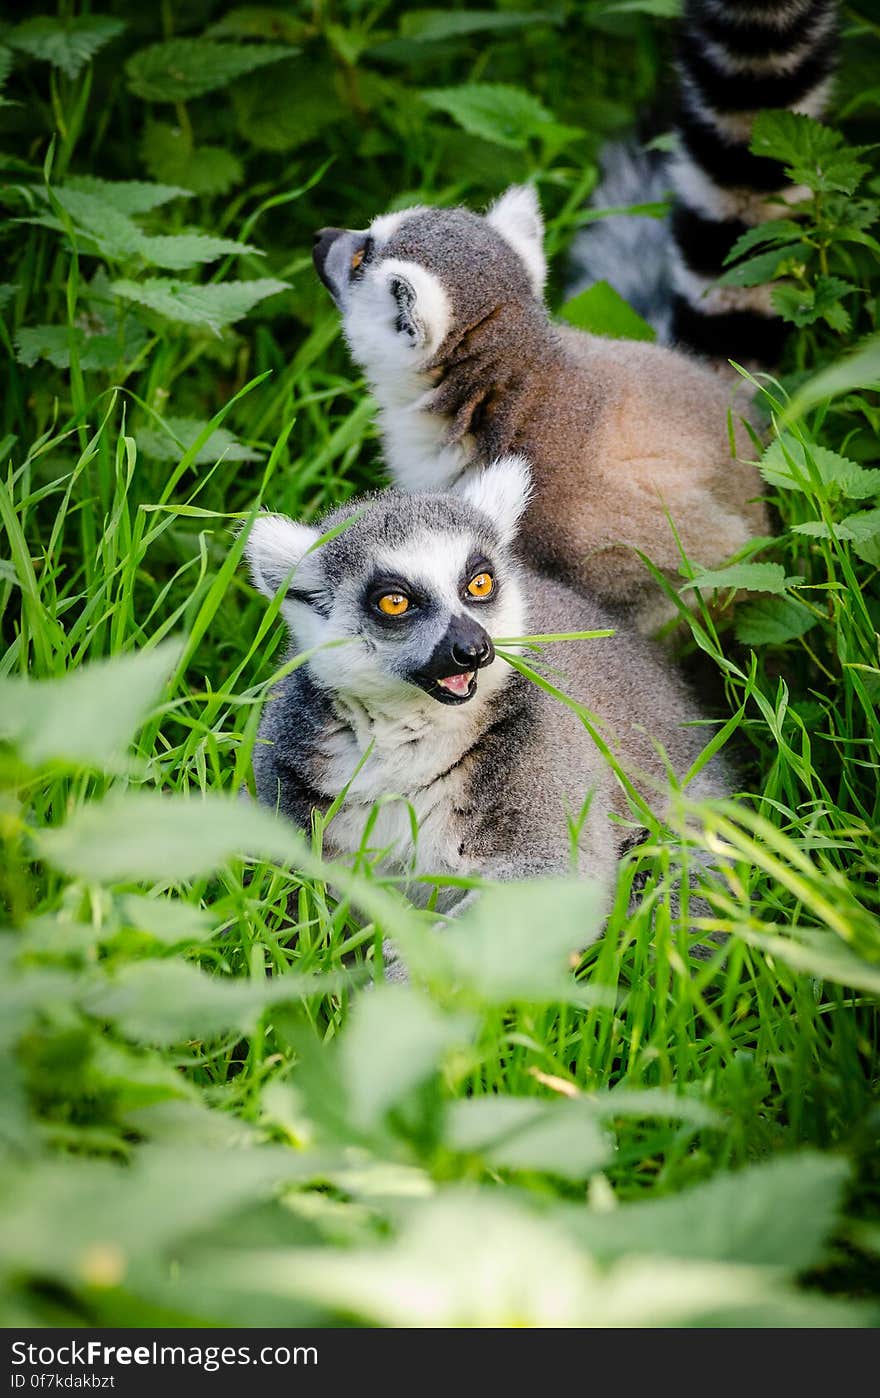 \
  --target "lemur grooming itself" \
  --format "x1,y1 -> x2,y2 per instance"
312,0 -> 837,626
246,458 -> 727,916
